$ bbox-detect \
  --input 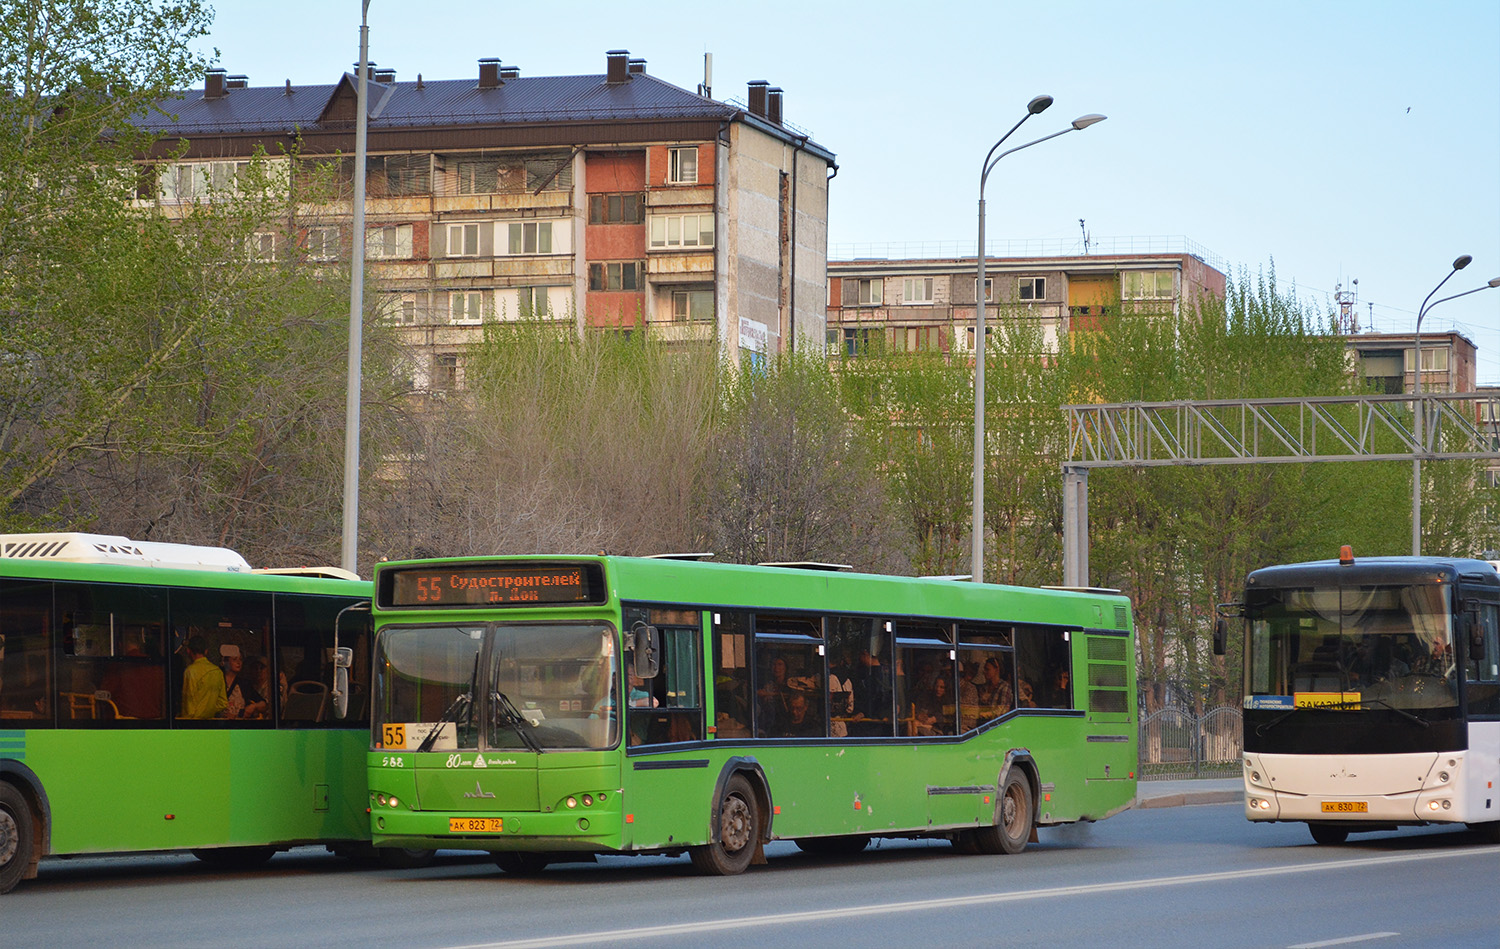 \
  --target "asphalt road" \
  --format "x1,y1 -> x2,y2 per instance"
7,803 -> 1498,949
